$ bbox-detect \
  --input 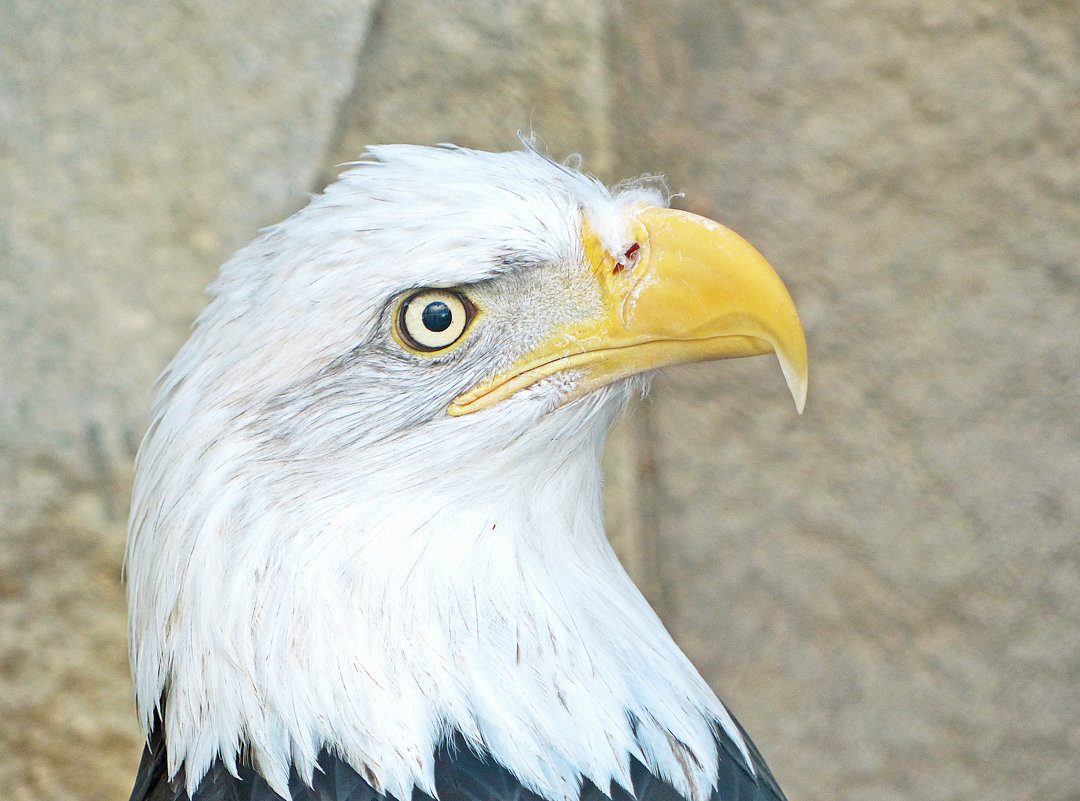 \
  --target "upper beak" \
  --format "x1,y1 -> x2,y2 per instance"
448,206 -> 808,416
